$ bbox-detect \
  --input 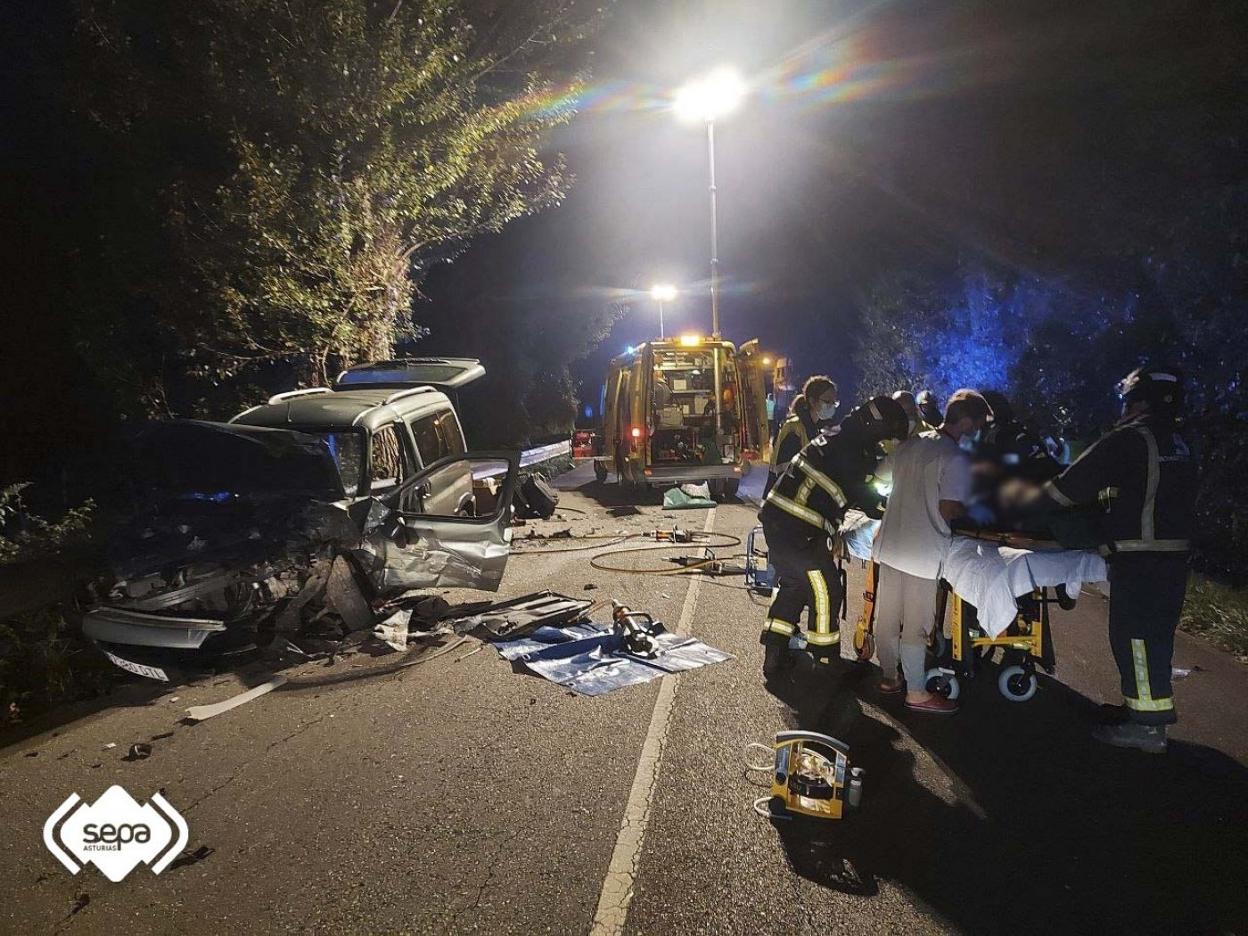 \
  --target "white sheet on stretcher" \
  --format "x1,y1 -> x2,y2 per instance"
838,511 -> 1108,638
942,538 -> 1107,637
